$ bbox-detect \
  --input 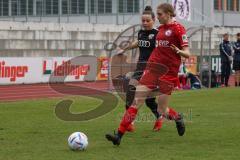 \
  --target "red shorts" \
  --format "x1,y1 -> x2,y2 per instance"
139,69 -> 177,95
